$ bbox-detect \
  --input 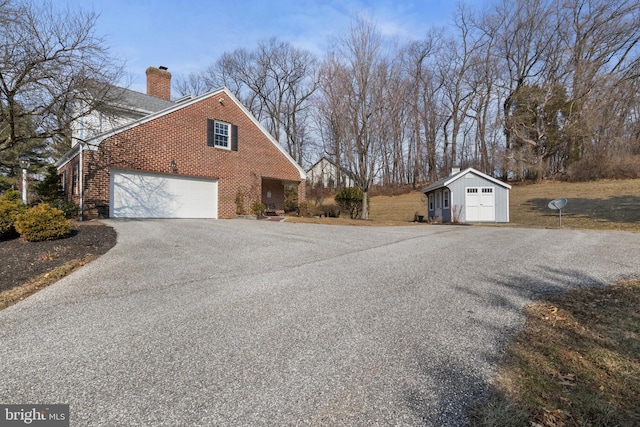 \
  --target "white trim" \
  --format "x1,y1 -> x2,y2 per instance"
224,89 -> 306,180
213,120 -> 231,150
465,186 -> 496,222
444,168 -> 511,189
56,87 -> 306,180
